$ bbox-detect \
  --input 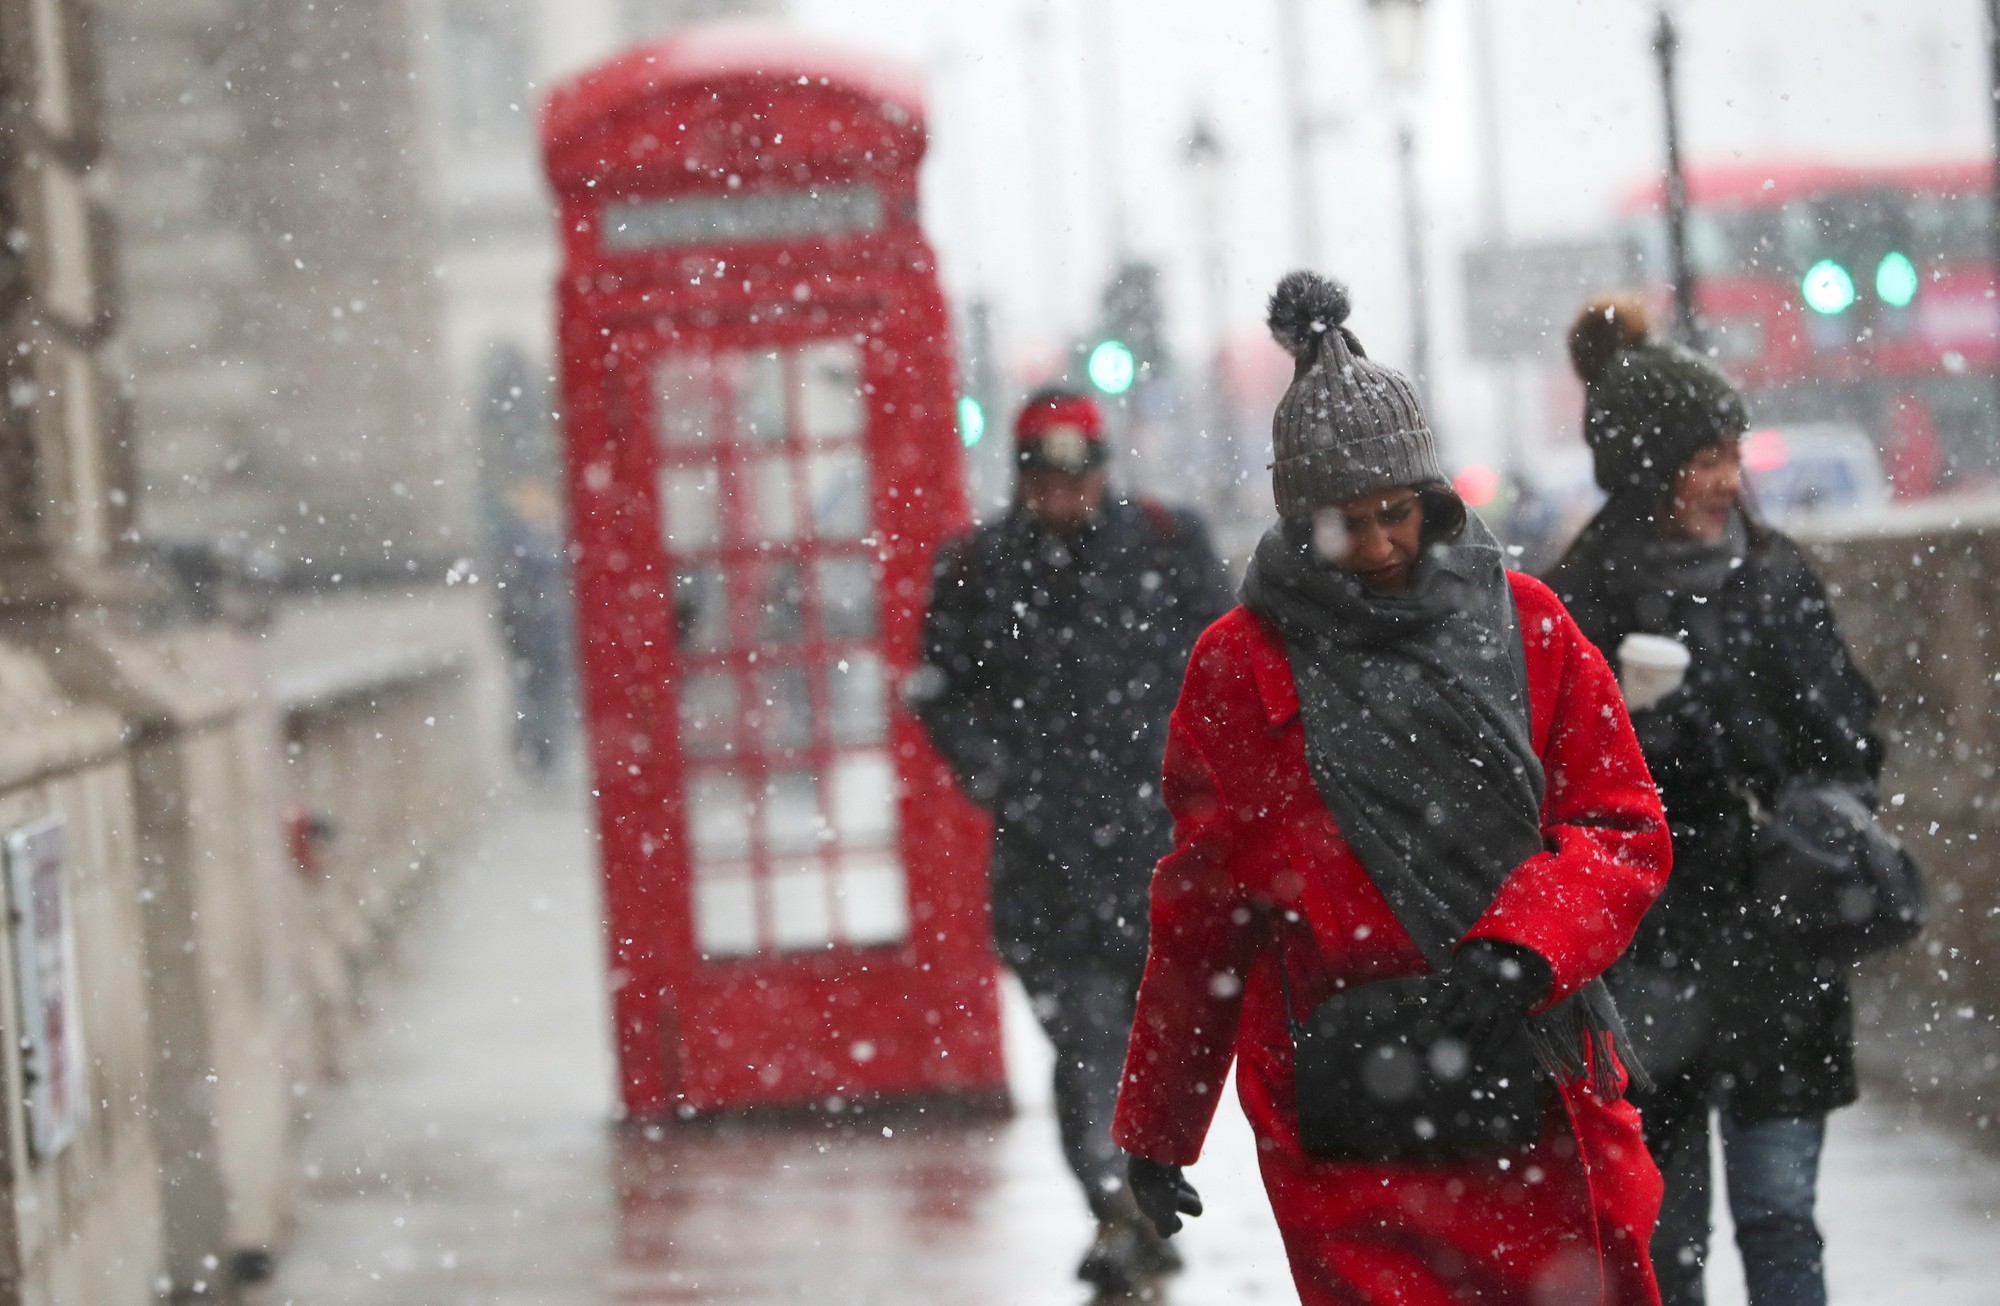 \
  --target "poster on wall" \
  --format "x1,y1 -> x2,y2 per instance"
6,816 -> 87,1160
